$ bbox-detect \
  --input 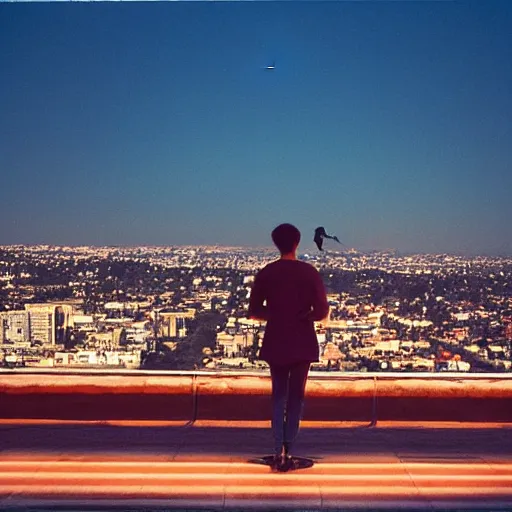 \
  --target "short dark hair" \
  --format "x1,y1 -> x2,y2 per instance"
271,223 -> 301,254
